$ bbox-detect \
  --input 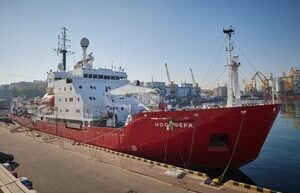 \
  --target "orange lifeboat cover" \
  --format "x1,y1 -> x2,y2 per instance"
42,93 -> 54,107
